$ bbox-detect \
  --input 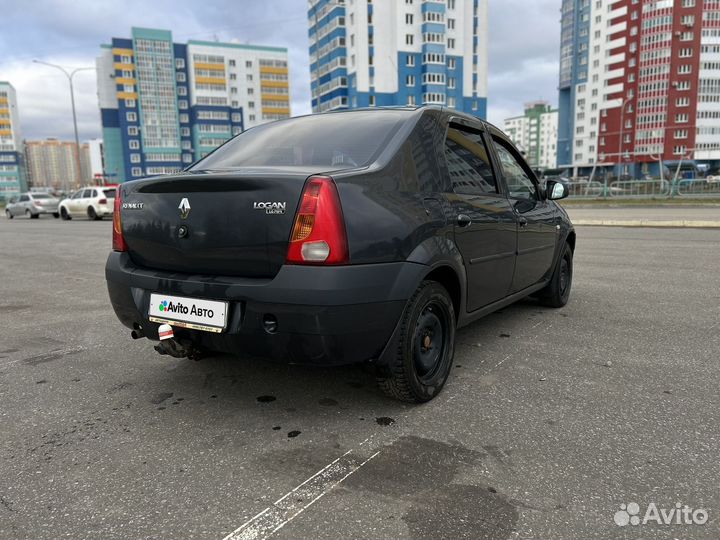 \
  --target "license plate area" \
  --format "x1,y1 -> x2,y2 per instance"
148,293 -> 228,333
